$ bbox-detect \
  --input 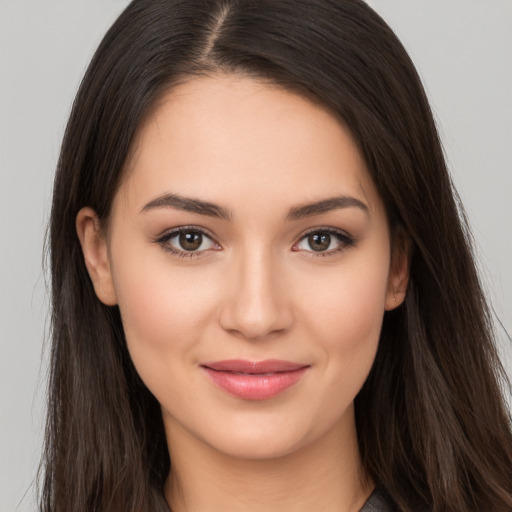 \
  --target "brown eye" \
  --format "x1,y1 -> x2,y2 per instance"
157,228 -> 217,255
307,233 -> 331,251
295,229 -> 355,255
179,231 -> 203,251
